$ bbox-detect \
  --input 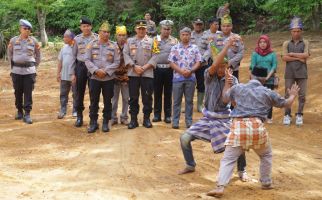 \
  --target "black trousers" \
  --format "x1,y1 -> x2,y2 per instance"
128,76 -> 153,118
153,67 -> 173,118
11,73 -> 36,113
237,152 -> 247,172
264,84 -> 274,119
195,64 -> 209,93
89,79 -> 114,121
75,60 -> 89,114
